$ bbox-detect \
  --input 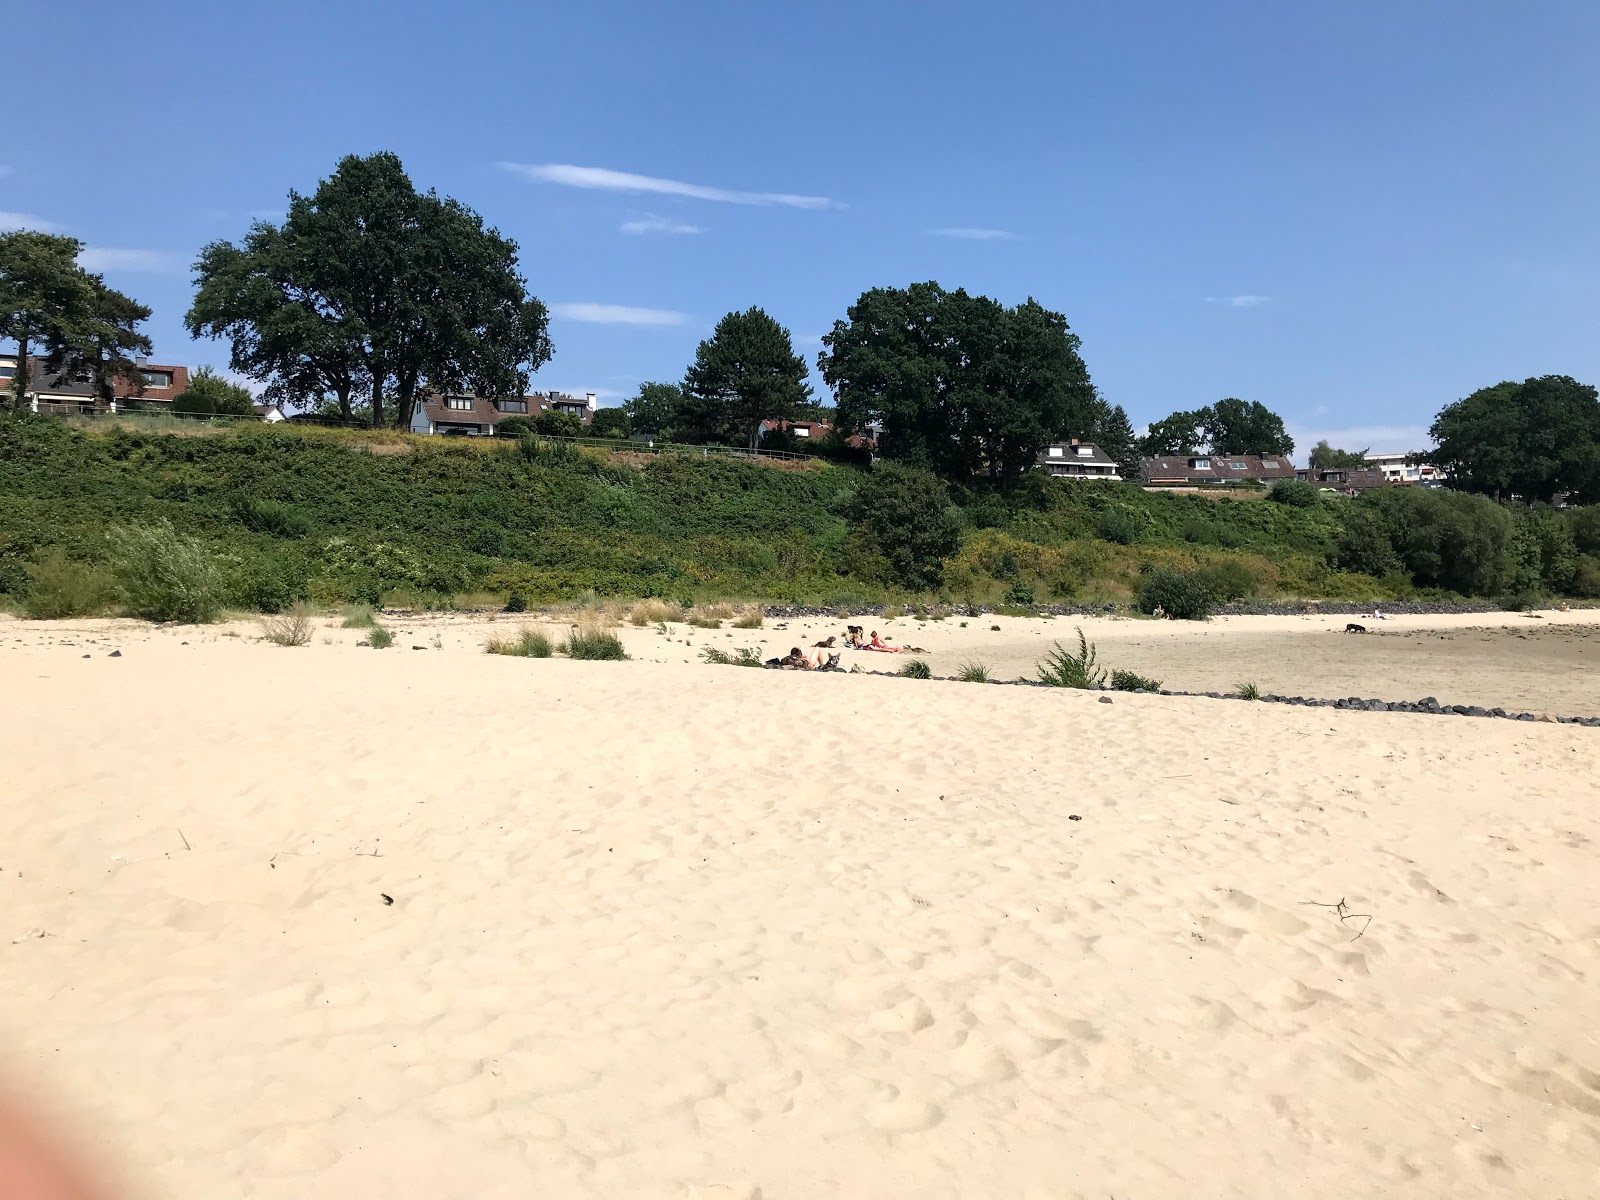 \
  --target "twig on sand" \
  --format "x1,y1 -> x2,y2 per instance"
1300,896 -> 1374,940
178,828 -> 191,851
